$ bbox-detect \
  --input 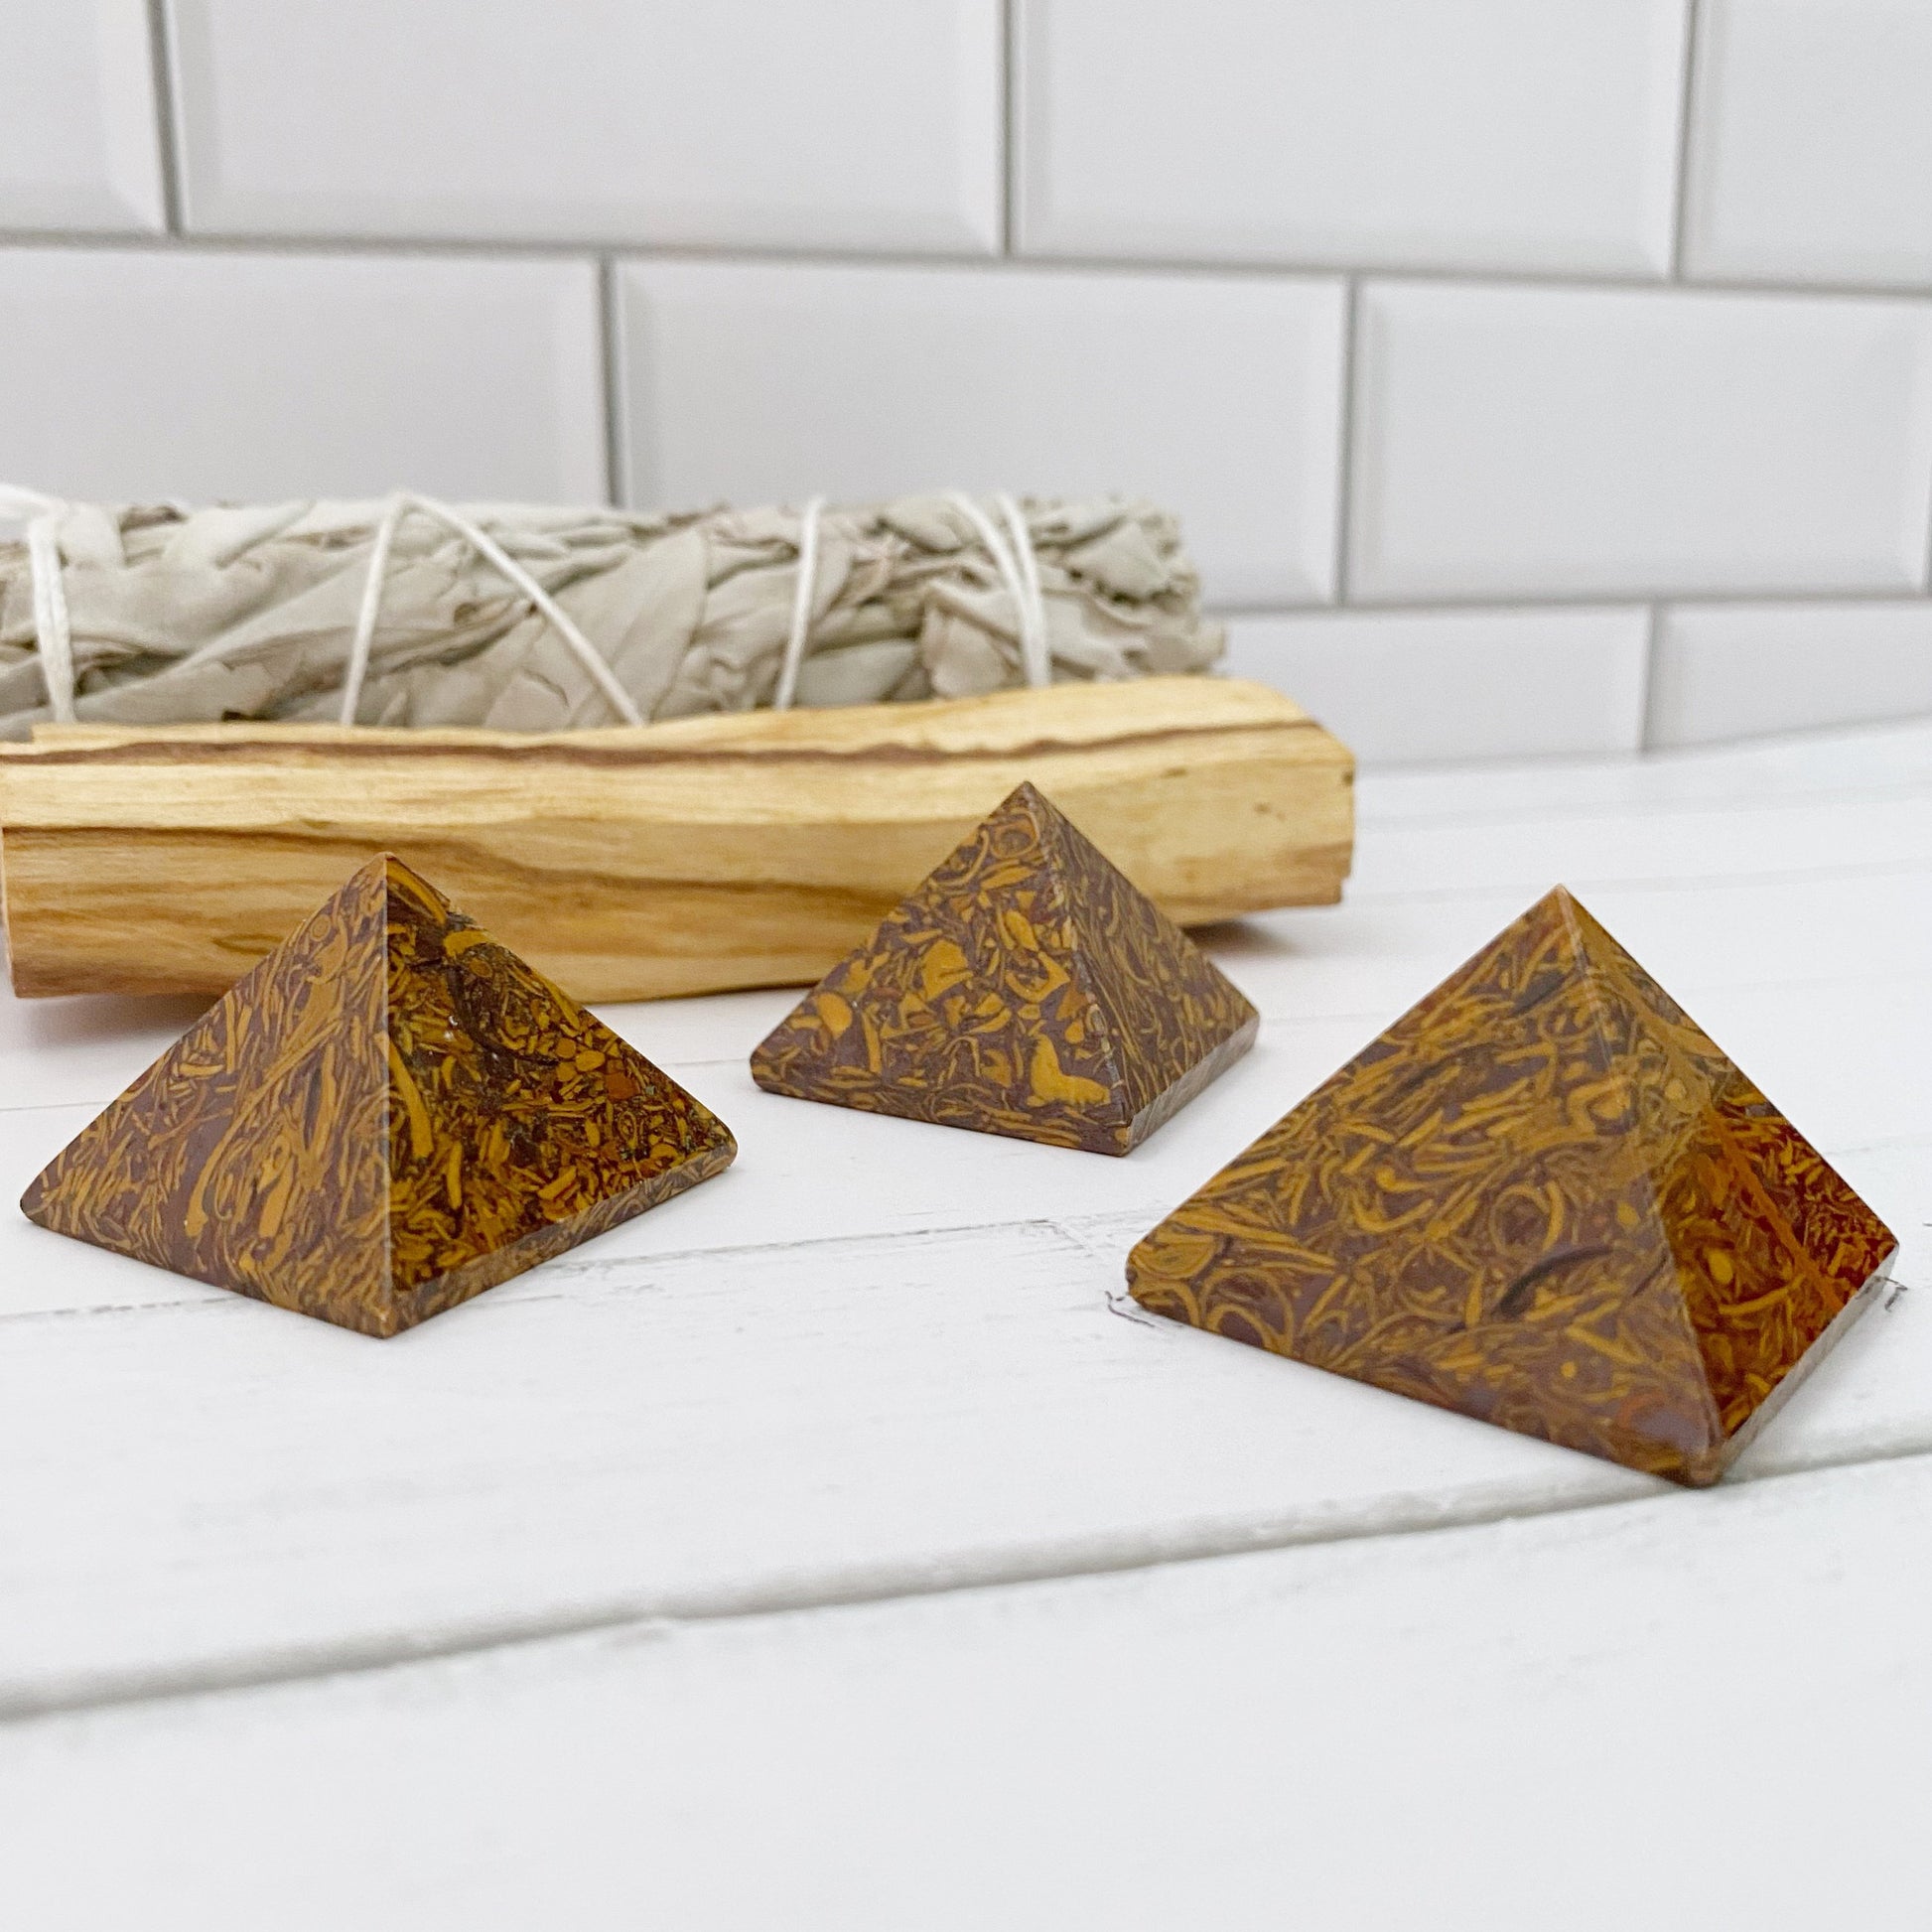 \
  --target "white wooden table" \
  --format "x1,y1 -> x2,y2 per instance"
2,720 -> 1928,1930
